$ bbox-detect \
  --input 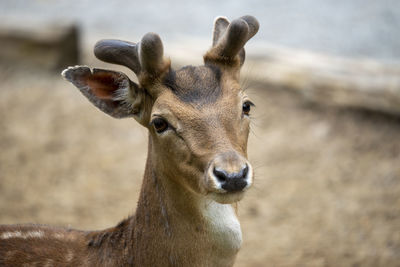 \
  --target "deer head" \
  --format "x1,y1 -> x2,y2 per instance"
62,15 -> 259,204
